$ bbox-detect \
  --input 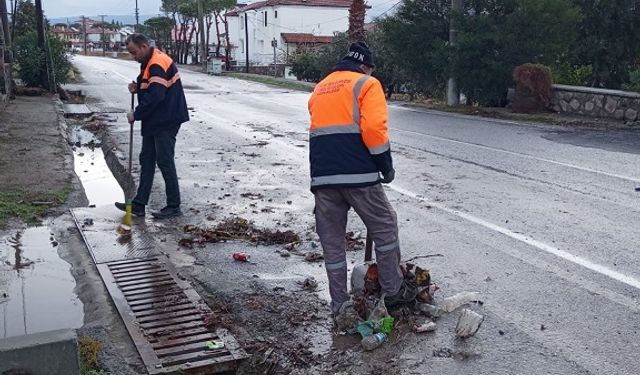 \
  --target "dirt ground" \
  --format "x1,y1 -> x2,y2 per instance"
0,95 -> 86,227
